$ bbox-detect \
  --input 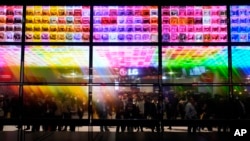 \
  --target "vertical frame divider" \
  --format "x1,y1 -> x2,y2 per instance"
226,4 -> 233,99
158,5 -> 163,100
18,4 -> 27,141
88,5 -> 94,132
